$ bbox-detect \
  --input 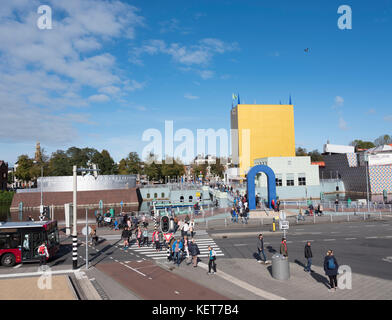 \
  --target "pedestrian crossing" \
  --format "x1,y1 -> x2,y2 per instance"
125,231 -> 224,260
